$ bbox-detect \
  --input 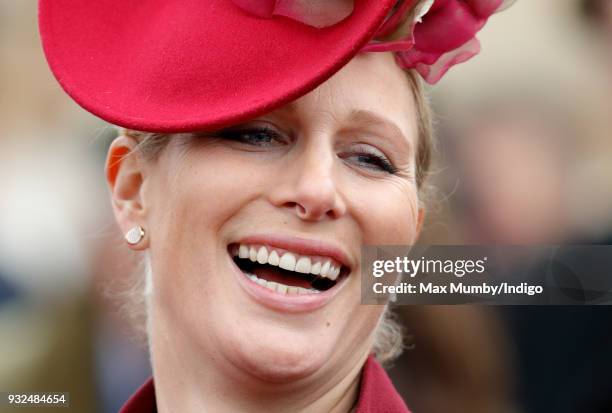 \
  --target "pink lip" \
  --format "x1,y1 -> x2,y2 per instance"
234,233 -> 353,270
